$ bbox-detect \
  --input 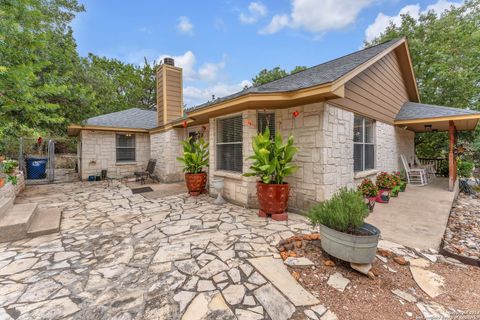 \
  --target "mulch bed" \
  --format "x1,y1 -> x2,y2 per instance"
279,235 -> 480,320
